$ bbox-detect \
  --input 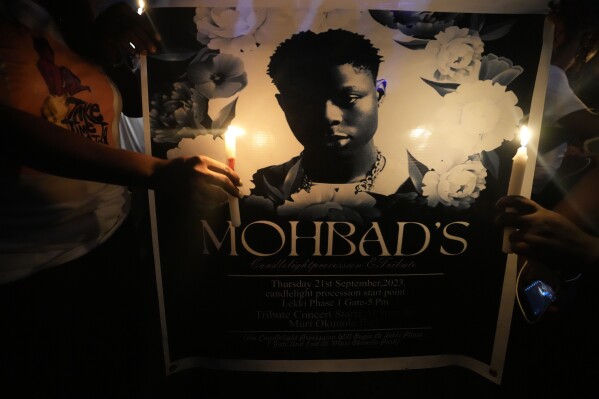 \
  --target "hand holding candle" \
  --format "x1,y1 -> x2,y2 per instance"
225,126 -> 244,227
502,126 -> 530,253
